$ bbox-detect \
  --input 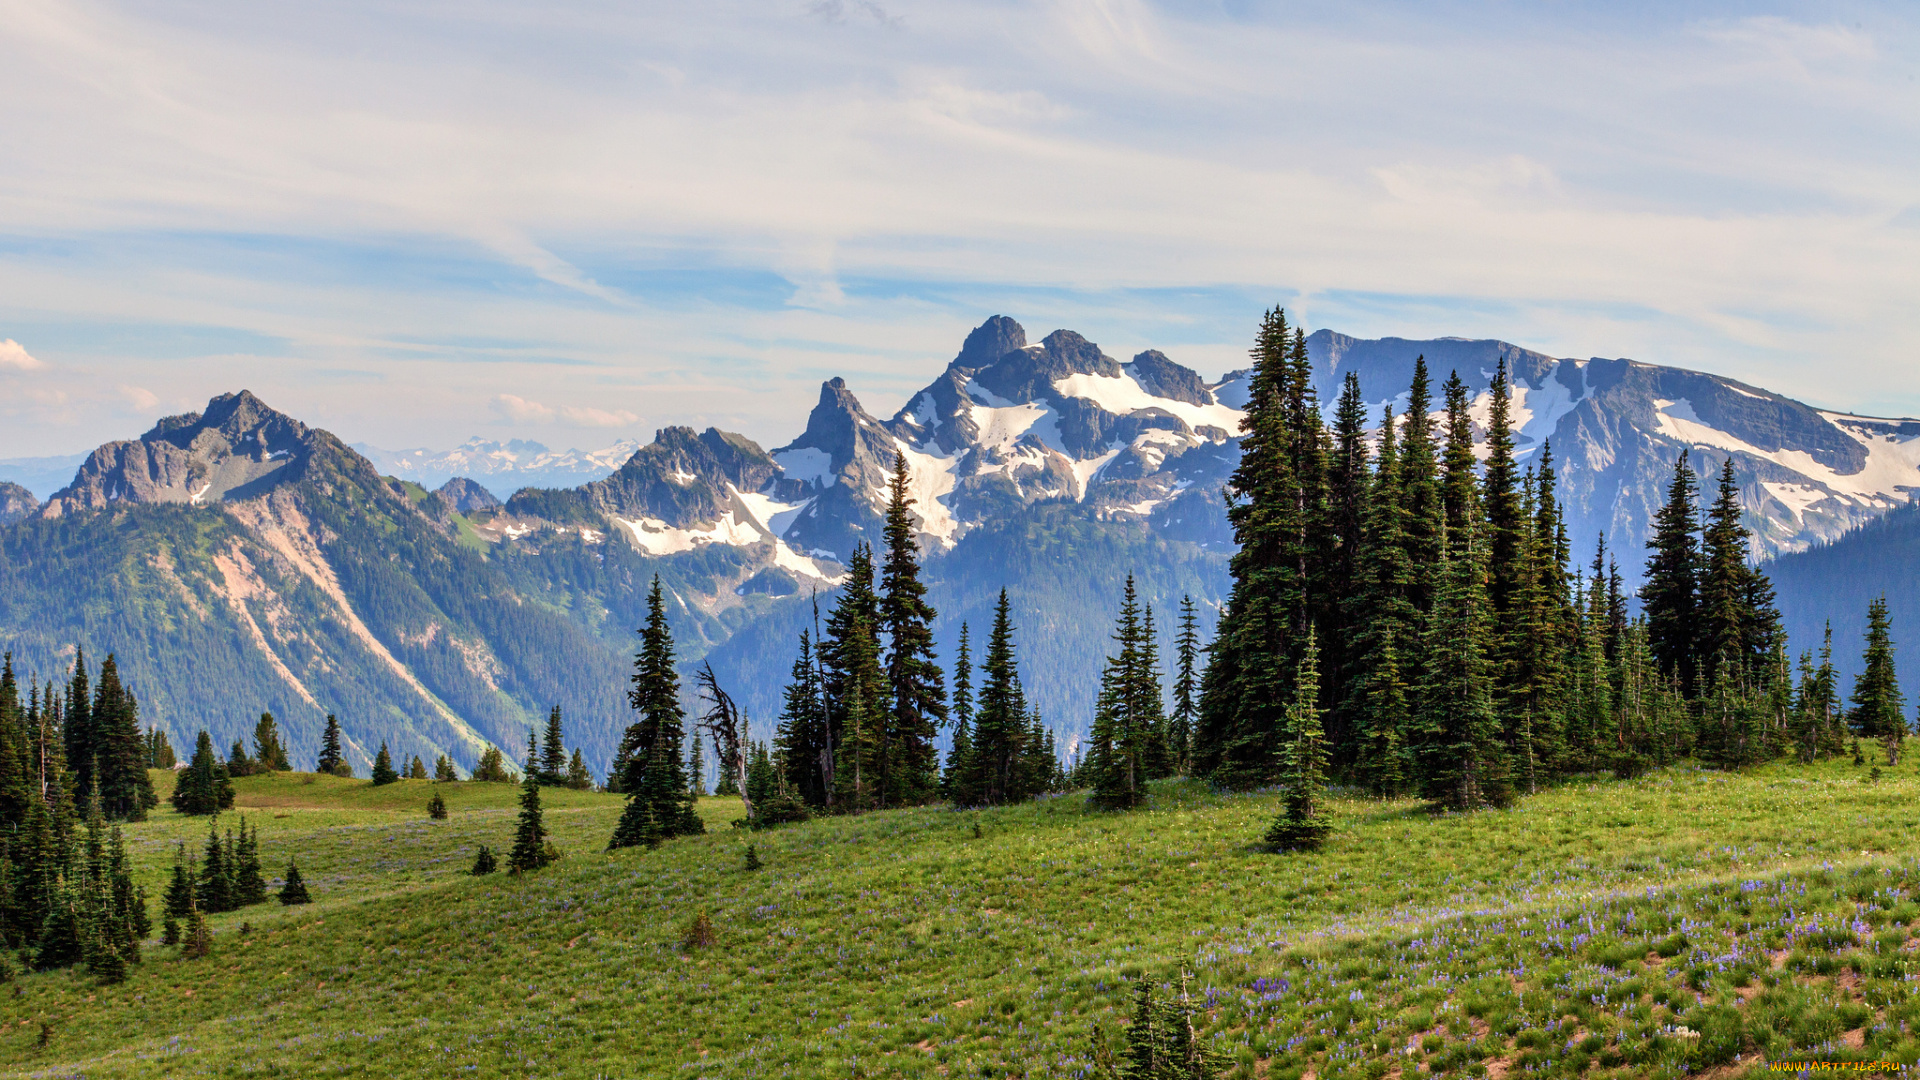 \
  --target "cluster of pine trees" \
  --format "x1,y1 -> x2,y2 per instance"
763,459 -> 1064,822
226,713 -> 291,777
0,653 -> 163,979
1188,308 -> 1912,841
526,707 -> 593,789
1078,580 -> 1201,810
